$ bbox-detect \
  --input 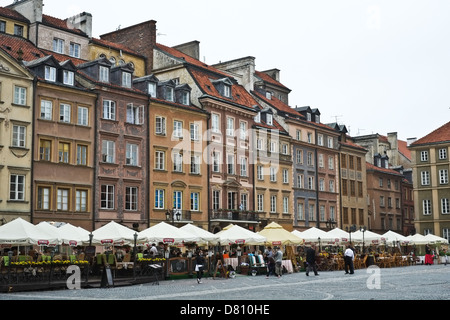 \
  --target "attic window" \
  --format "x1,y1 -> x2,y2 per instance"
122,72 -> 132,88
266,91 -> 272,99
266,114 -> 273,126
99,66 -> 109,83
307,113 -> 311,121
223,84 -> 231,98
45,66 -> 56,82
